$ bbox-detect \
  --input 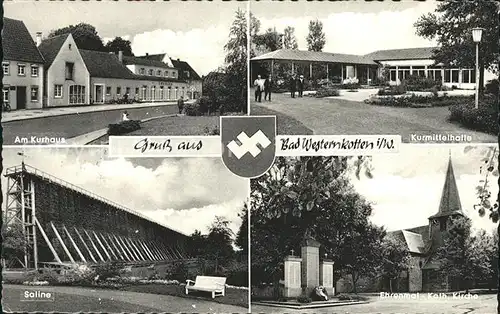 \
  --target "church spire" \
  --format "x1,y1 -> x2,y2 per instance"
429,155 -> 463,219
